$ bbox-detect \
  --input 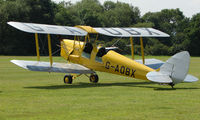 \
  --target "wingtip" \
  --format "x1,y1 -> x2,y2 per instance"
184,74 -> 199,82
7,21 -> 14,25
10,59 -> 17,64
10,60 -> 28,69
